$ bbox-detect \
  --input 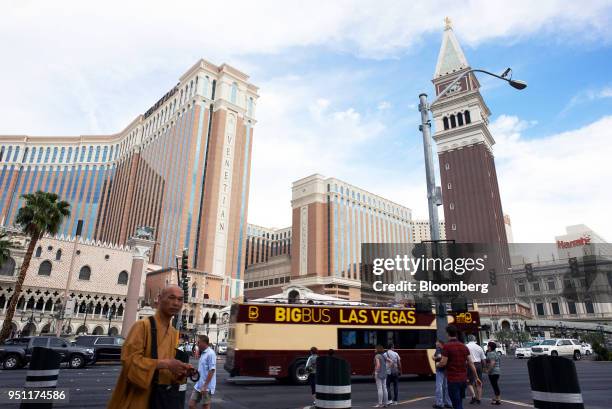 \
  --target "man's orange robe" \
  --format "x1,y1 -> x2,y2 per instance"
107,312 -> 179,408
